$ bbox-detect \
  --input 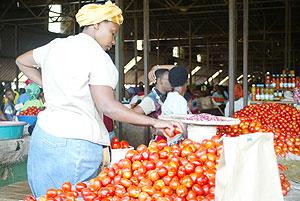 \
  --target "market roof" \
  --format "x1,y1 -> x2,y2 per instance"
0,0 -> 299,83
